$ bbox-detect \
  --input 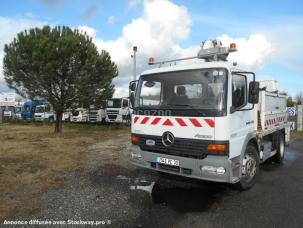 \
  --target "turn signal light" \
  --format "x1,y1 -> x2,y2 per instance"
131,135 -> 139,144
230,43 -> 236,49
207,144 -> 226,152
